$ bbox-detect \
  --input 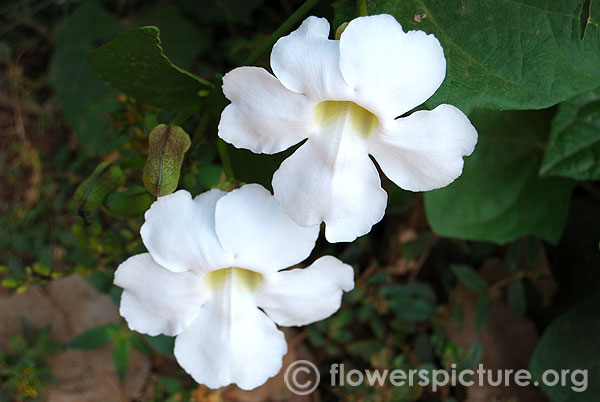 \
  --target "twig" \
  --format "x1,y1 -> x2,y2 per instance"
8,65 -> 26,141
488,271 -> 552,295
